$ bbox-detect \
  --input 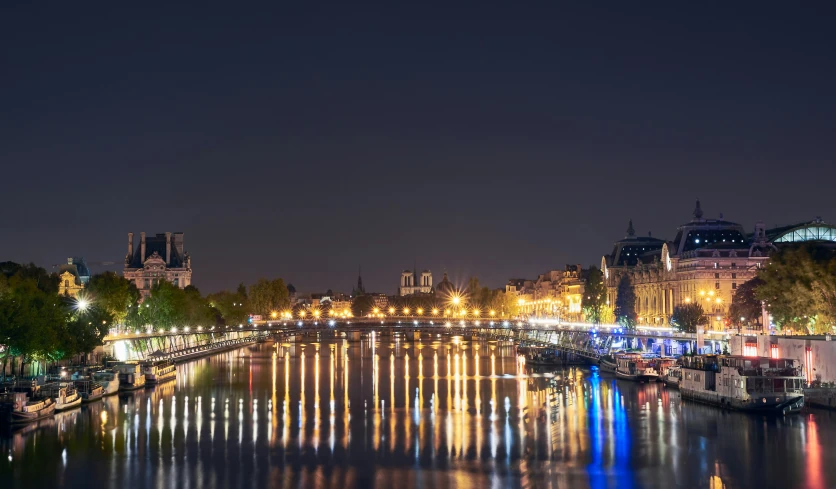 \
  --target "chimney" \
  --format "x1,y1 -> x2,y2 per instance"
140,232 -> 146,262
173,232 -> 185,258
128,232 -> 133,256
165,232 -> 172,265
